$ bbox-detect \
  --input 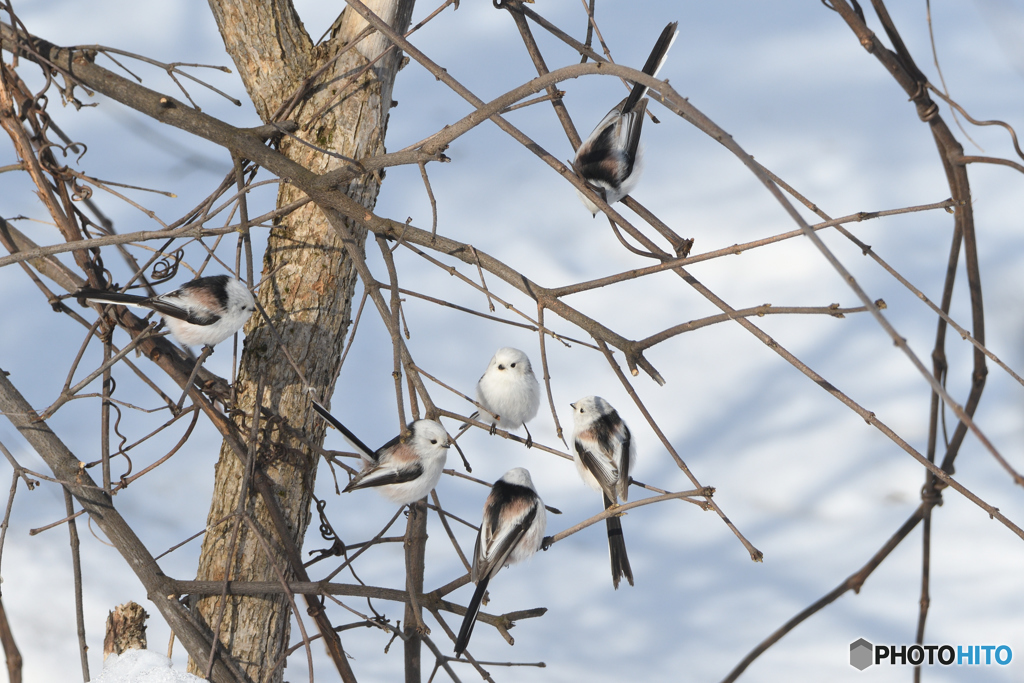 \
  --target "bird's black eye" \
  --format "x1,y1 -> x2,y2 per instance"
510,362 -> 516,368
430,439 -> 438,444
